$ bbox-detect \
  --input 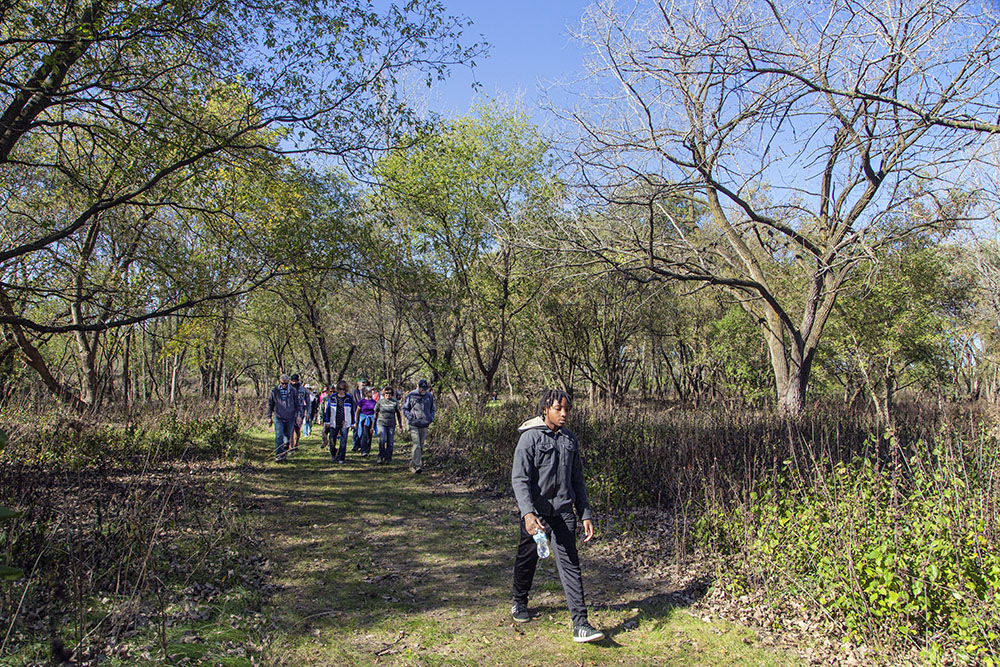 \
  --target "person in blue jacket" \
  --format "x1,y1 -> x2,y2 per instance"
402,379 -> 435,473
267,373 -> 303,463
